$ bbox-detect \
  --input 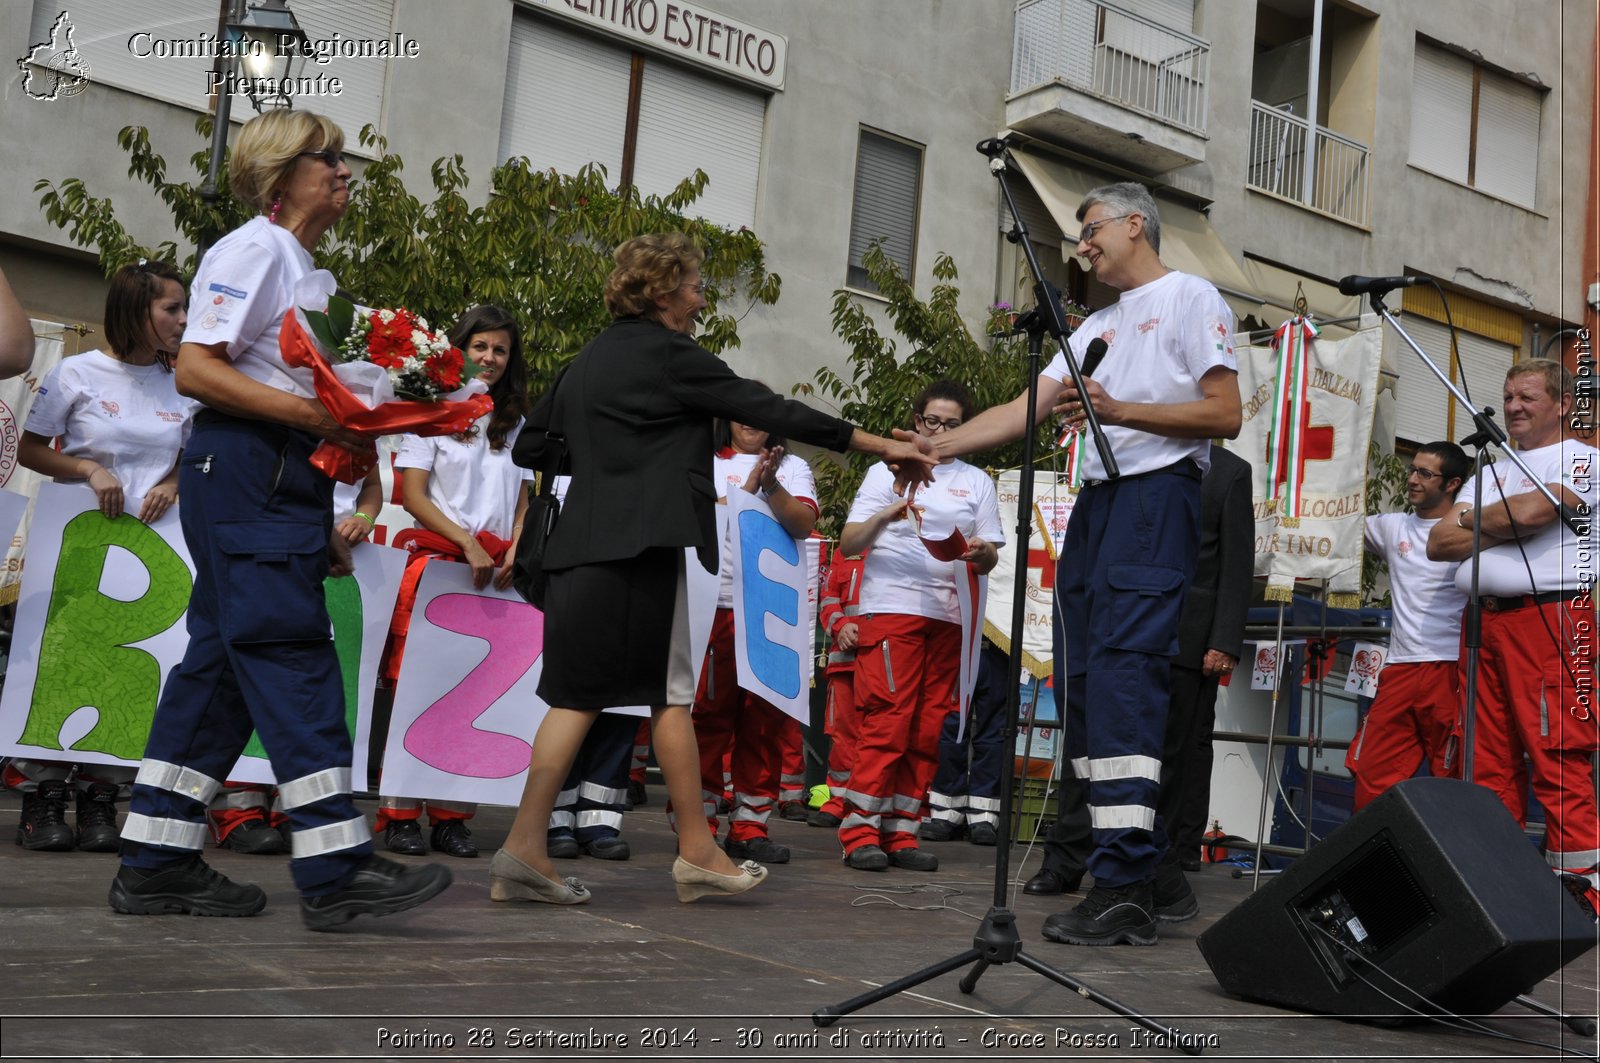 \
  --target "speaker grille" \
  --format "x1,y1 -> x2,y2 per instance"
1333,833 -> 1435,954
